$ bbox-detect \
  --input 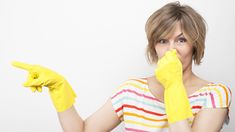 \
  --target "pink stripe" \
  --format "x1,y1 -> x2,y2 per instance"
209,93 -> 216,108
111,89 -> 162,102
116,104 -> 165,116
188,92 -> 209,99
125,127 -> 148,132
